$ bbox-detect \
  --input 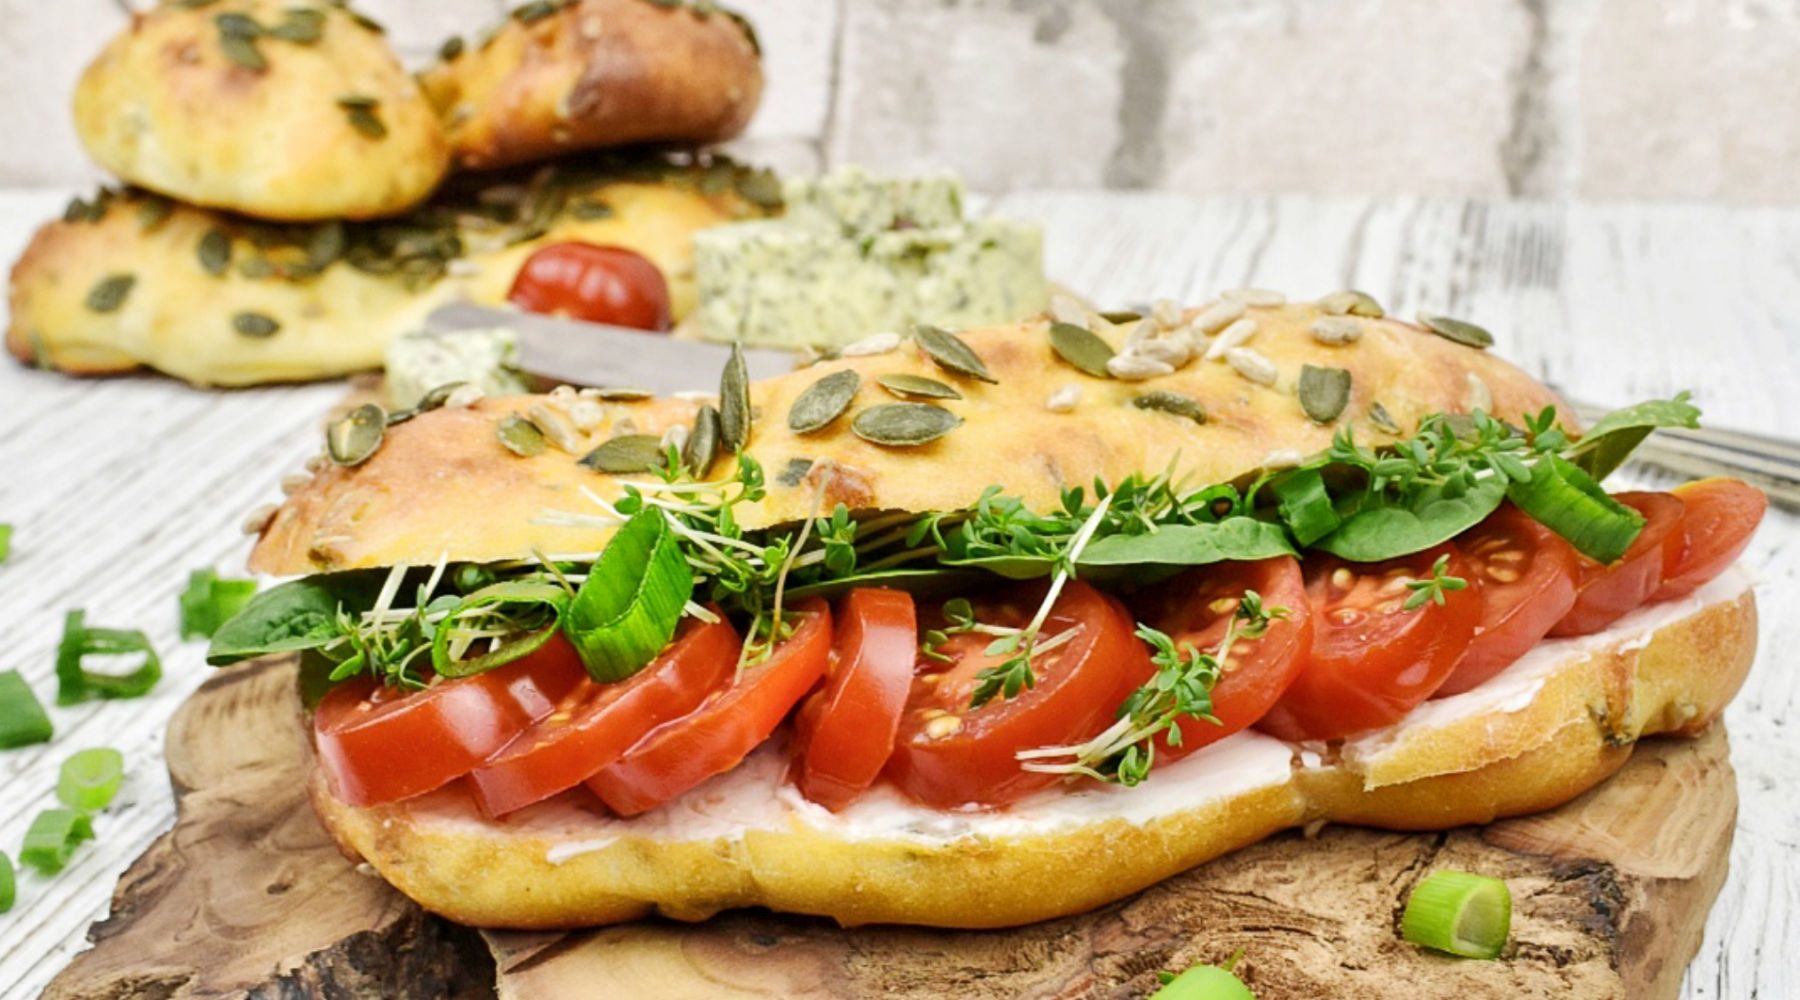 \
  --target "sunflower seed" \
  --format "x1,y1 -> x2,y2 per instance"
683,405 -> 721,477
1044,384 -> 1081,412
548,384 -> 579,407
327,403 -> 386,466
1192,299 -> 1246,334
877,373 -> 962,400
1131,390 -> 1207,424
912,324 -> 997,383
1105,353 -> 1174,381
1298,365 -> 1352,423
1221,287 -> 1287,307
1417,312 -> 1494,349
1262,448 -> 1305,469
1204,318 -> 1258,361
528,402 -> 581,453
659,424 -> 690,454
241,503 -> 280,535
1049,321 -> 1115,377
85,274 -> 134,313
445,384 -> 485,409
851,403 -> 962,447
1121,318 -> 1154,352
279,472 -> 312,494
1151,299 -> 1184,329
1134,333 -> 1194,368
579,434 -> 664,474
233,311 -> 280,338
1310,315 -> 1364,345
719,343 -> 751,451
1369,401 -> 1401,435
1466,372 -> 1494,413
1225,347 -> 1279,386
1049,293 -> 1092,326
497,415 -> 546,456
840,331 -> 901,357
567,399 -> 605,432
1317,290 -> 1384,318
788,370 -> 860,433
